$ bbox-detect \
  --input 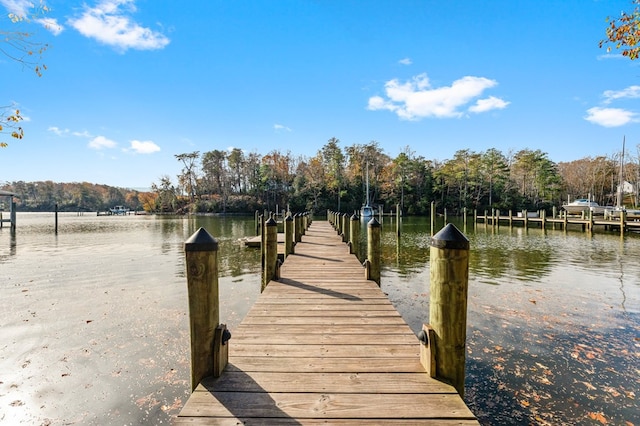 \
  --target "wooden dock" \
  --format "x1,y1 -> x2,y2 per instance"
476,211 -> 640,233
176,220 -> 478,424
